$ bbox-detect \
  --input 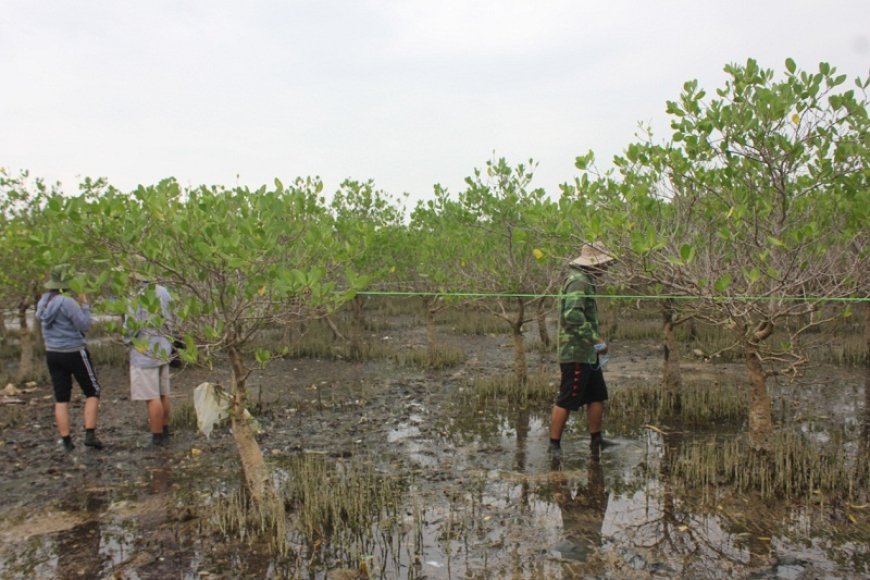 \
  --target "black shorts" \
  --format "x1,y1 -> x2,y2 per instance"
556,362 -> 608,411
46,350 -> 102,403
